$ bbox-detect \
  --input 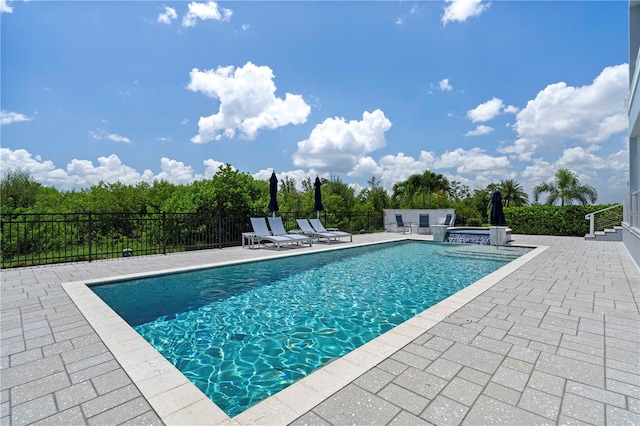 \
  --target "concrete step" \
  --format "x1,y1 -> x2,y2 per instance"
585,226 -> 623,242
